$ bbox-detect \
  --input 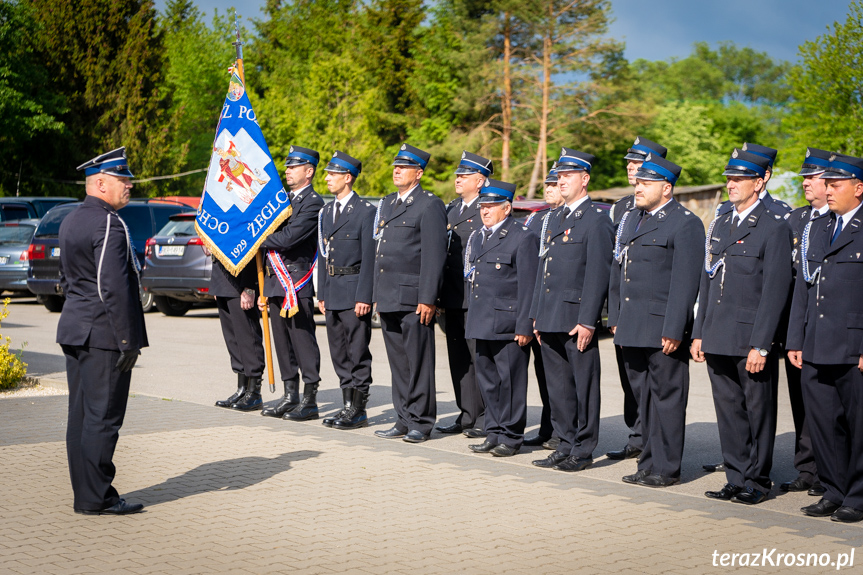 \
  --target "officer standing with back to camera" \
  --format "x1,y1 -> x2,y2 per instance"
530,147 -> 614,473
607,154 -> 703,487
788,153 -> 863,523
255,146 -> 324,419
211,258 -> 265,411
692,148 -> 793,505
463,179 -> 539,457
522,165 -> 563,449
779,147 -> 832,497
59,147 -> 147,515
316,151 -> 376,430
606,136 -> 668,463
373,144 -> 447,443
436,151 -> 491,437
